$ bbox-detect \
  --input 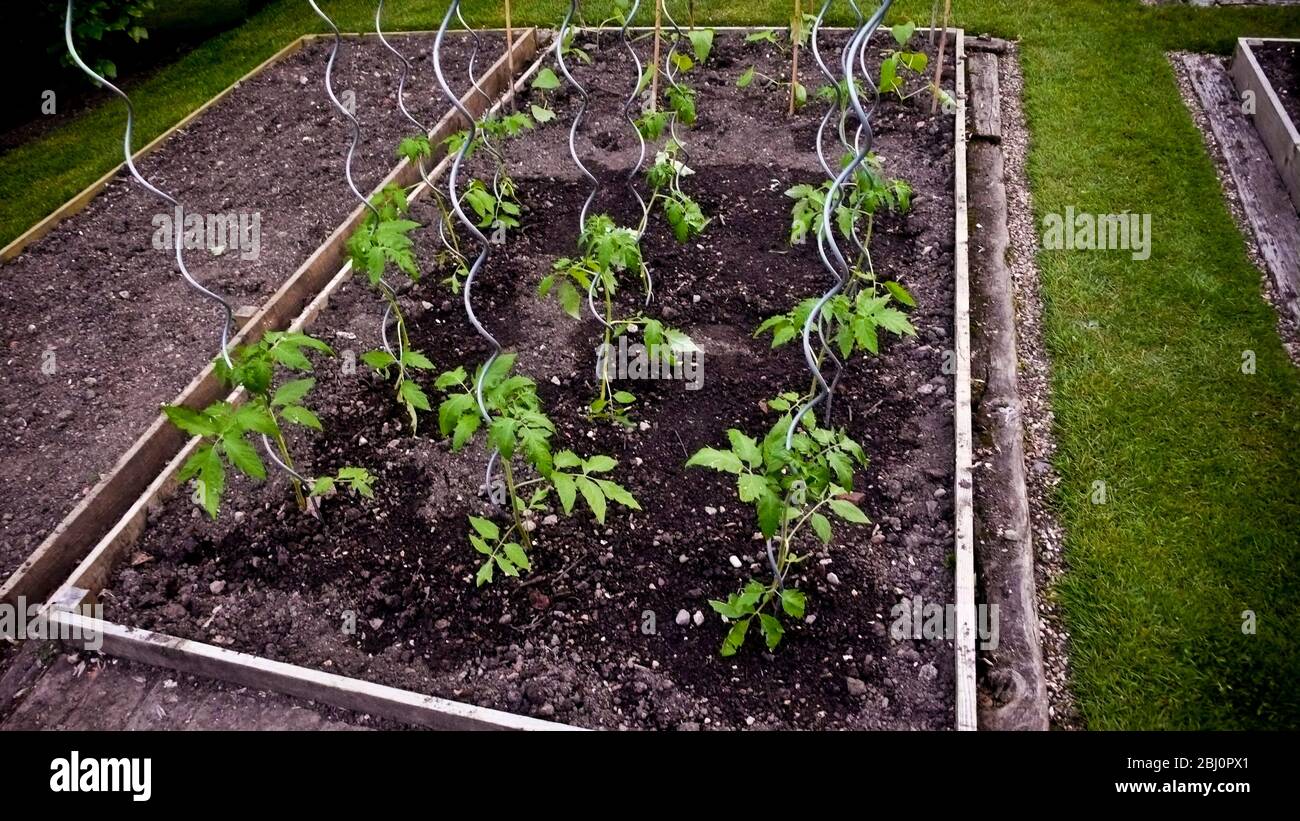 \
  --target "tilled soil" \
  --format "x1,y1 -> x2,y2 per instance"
104,31 -> 959,730
0,34 -> 500,581
1255,41 -> 1300,131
